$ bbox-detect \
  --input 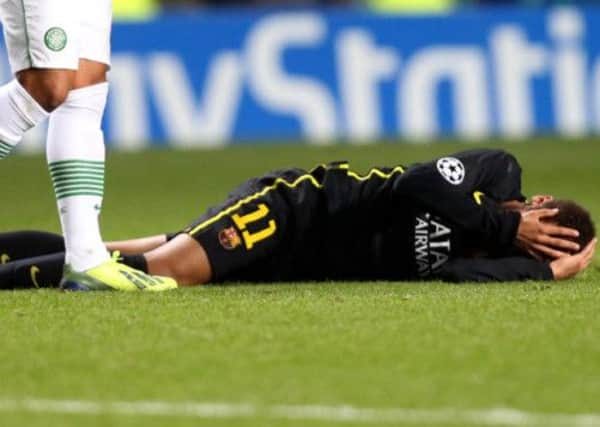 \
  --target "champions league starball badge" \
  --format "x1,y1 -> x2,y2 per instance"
436,157 -> 465,185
